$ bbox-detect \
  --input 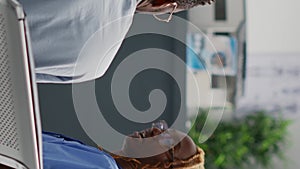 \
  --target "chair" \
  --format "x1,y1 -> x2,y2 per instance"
0,0 -> 42,168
